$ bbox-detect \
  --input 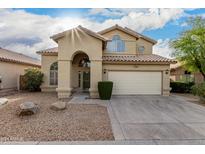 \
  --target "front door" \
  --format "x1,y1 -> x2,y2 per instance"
83,71 -> 90,90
